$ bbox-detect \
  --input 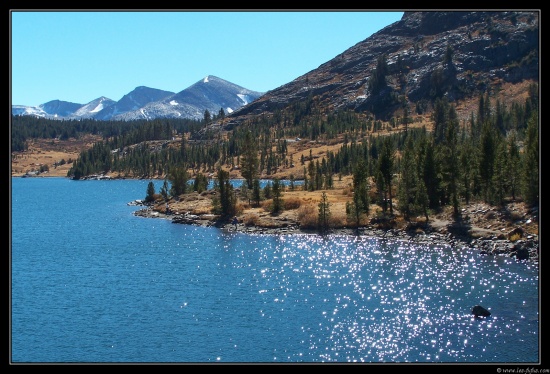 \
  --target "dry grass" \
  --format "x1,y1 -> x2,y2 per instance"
297,204 -> 318,229
283,197 -> 302,210
242,213 -> 260,226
